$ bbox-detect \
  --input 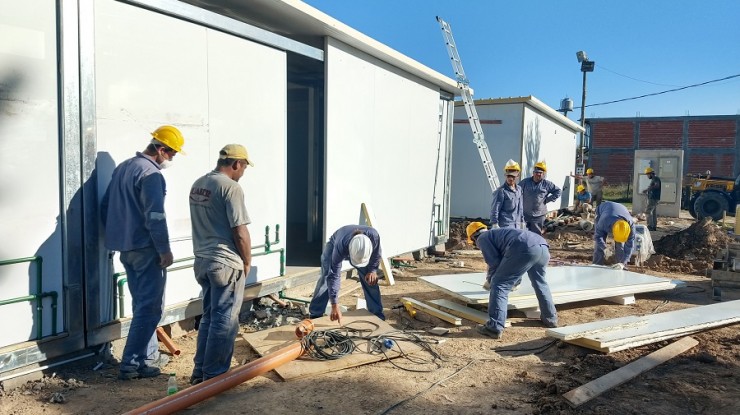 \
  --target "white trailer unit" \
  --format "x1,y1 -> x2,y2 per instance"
451,96 -> 583,219
0,0 -> 457,377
